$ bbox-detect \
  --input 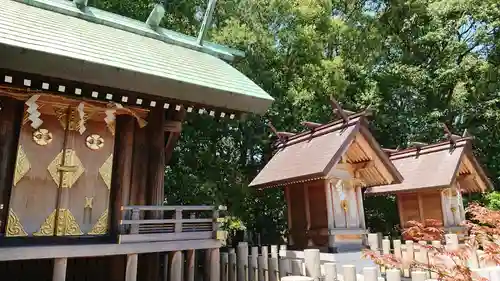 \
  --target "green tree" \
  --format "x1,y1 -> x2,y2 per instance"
94,0 -> 500,240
